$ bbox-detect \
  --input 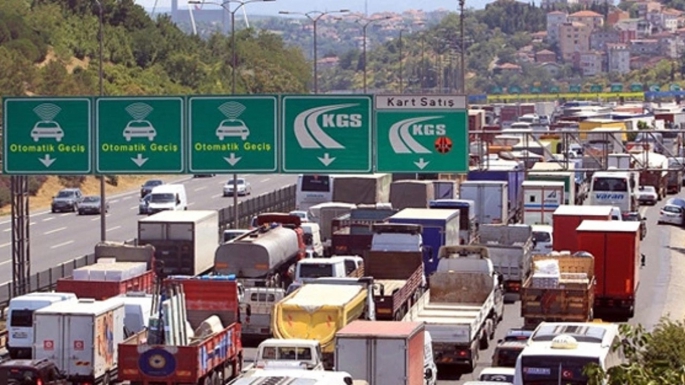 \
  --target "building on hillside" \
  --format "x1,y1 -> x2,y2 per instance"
637,1 -> 662,18
531,31 -> 548,43
576,51 -> 604,76
546,11 -> 568,44
630,39 -> 661,55
662,9 -> 682,32
607,9 -> 630,26
535,49 -> 557,63
590,29 -> 621,51
607,43 -> 631,74
494,63 -> 523,75
568,10 -> 604,30
559,21 -> 593,62
538,62 -> 563,76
